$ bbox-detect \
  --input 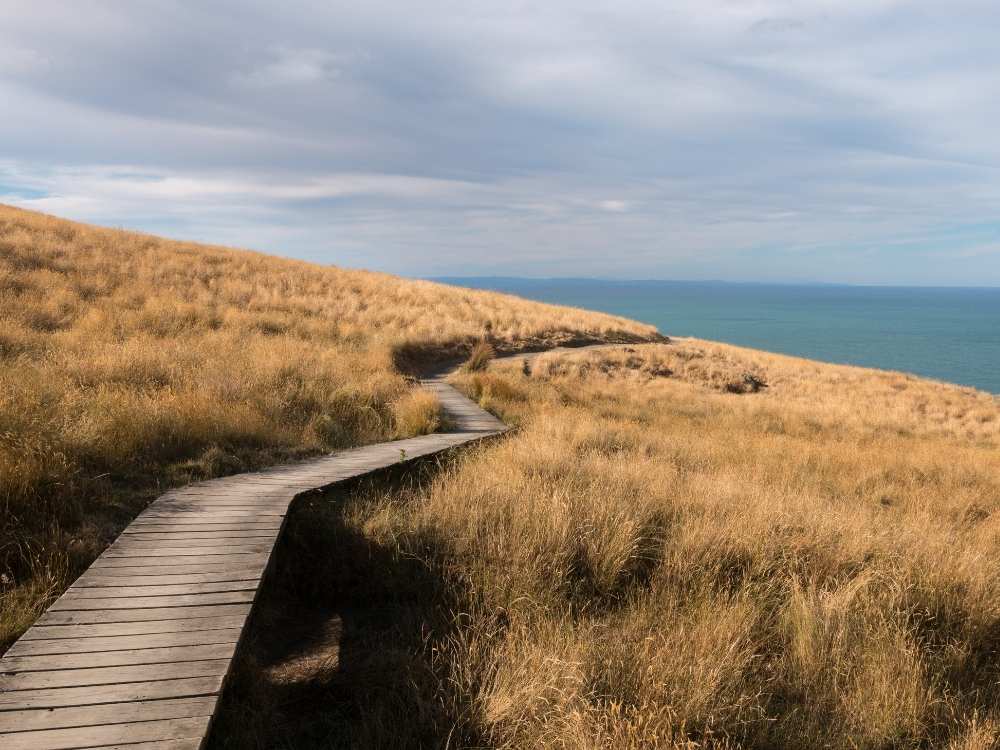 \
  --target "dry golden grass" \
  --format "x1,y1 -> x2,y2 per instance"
392,390 -> 444,438
9,201 -> 999,747
295,341 -> 1000,749
522,339 -> 1000,443
462,338 -> 497,372
0,203 -> 658,649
